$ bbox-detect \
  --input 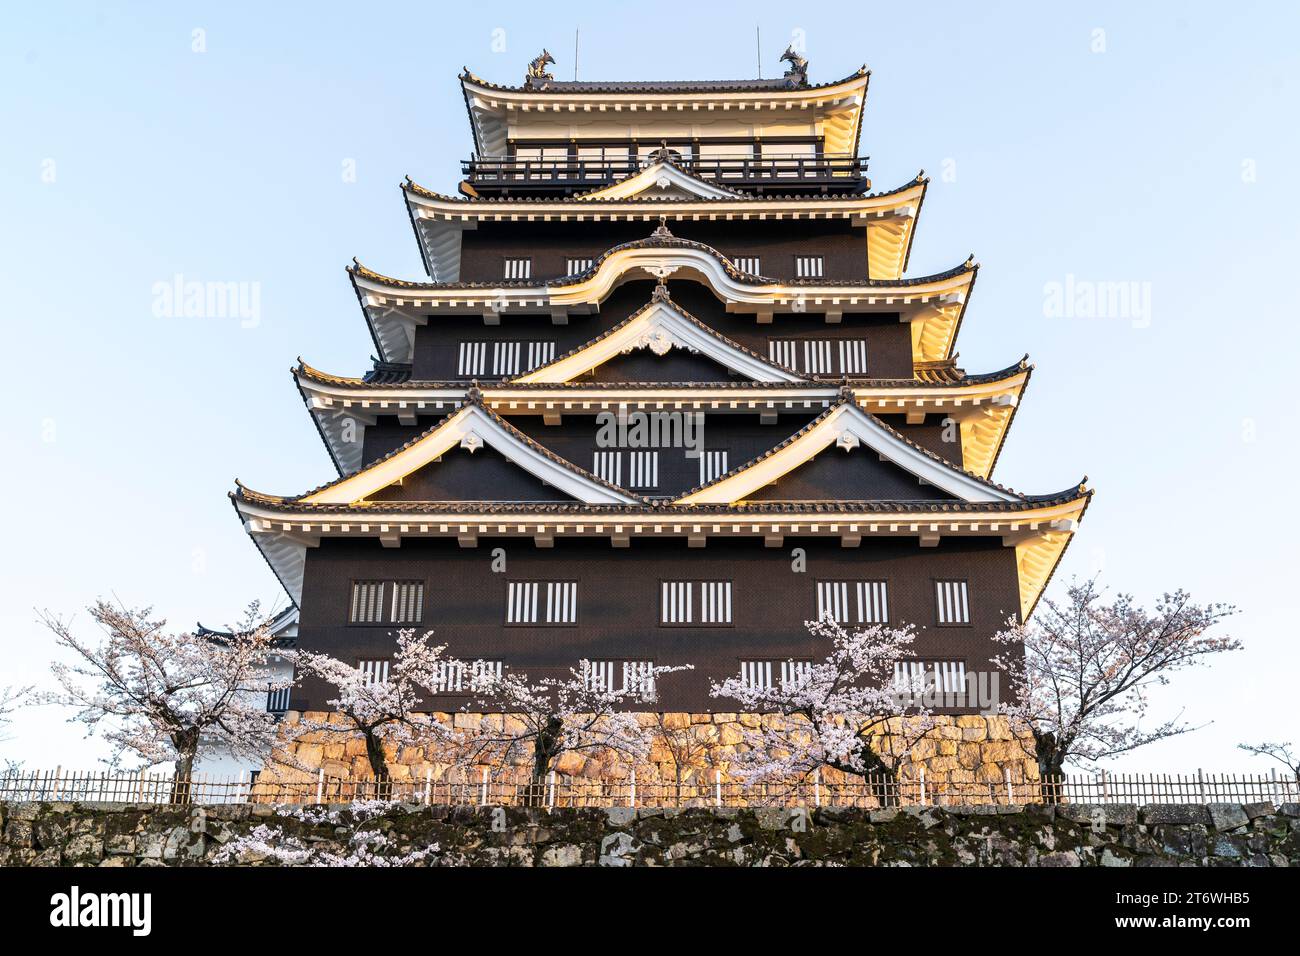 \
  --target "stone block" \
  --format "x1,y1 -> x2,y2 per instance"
1207,803 -> 1250,832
